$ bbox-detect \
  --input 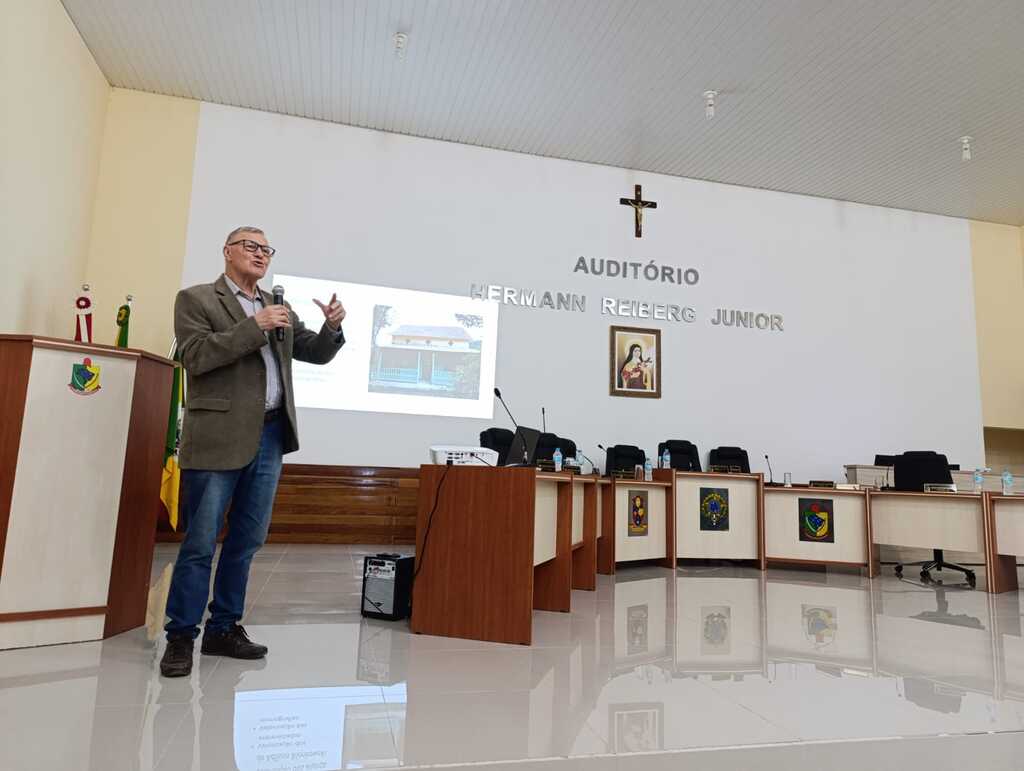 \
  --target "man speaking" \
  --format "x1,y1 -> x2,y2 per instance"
160,226 -> 345,677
